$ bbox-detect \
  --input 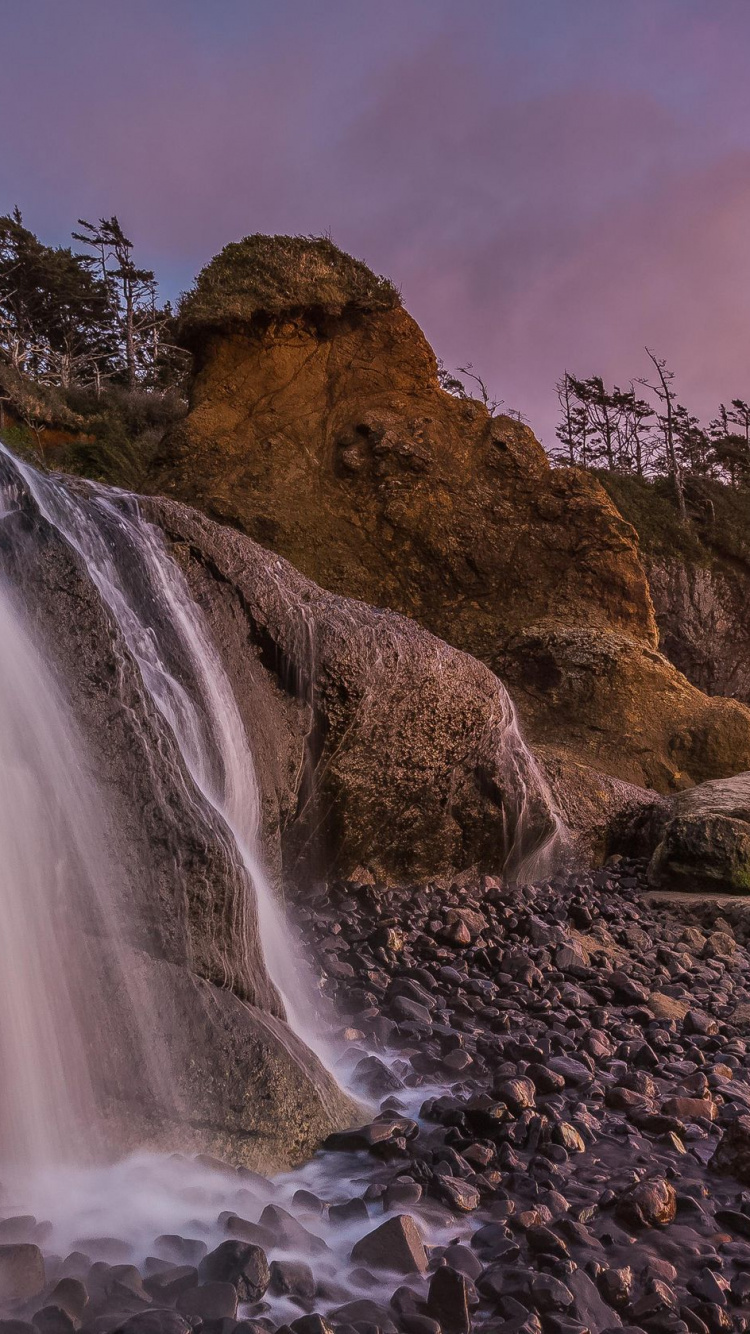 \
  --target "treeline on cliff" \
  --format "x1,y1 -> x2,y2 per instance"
0,210 -> 188,485
4,209 -> 750,534
552,358 -> 750,497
